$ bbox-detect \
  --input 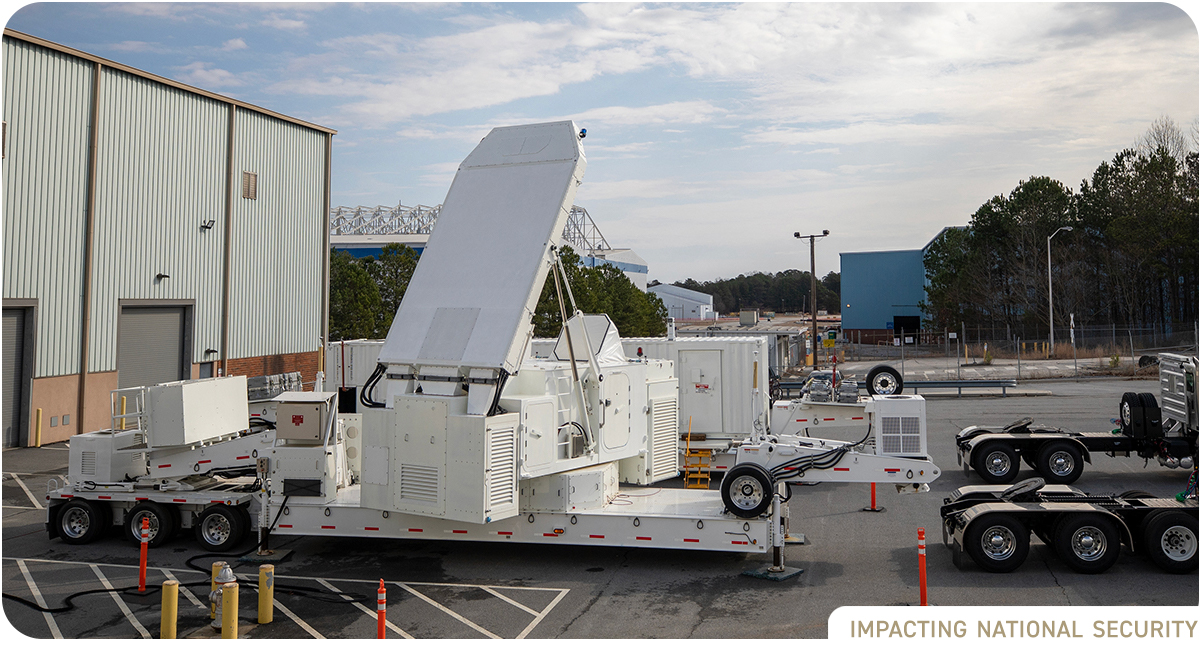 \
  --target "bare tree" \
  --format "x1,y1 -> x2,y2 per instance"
1135,114 -> 1191,162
